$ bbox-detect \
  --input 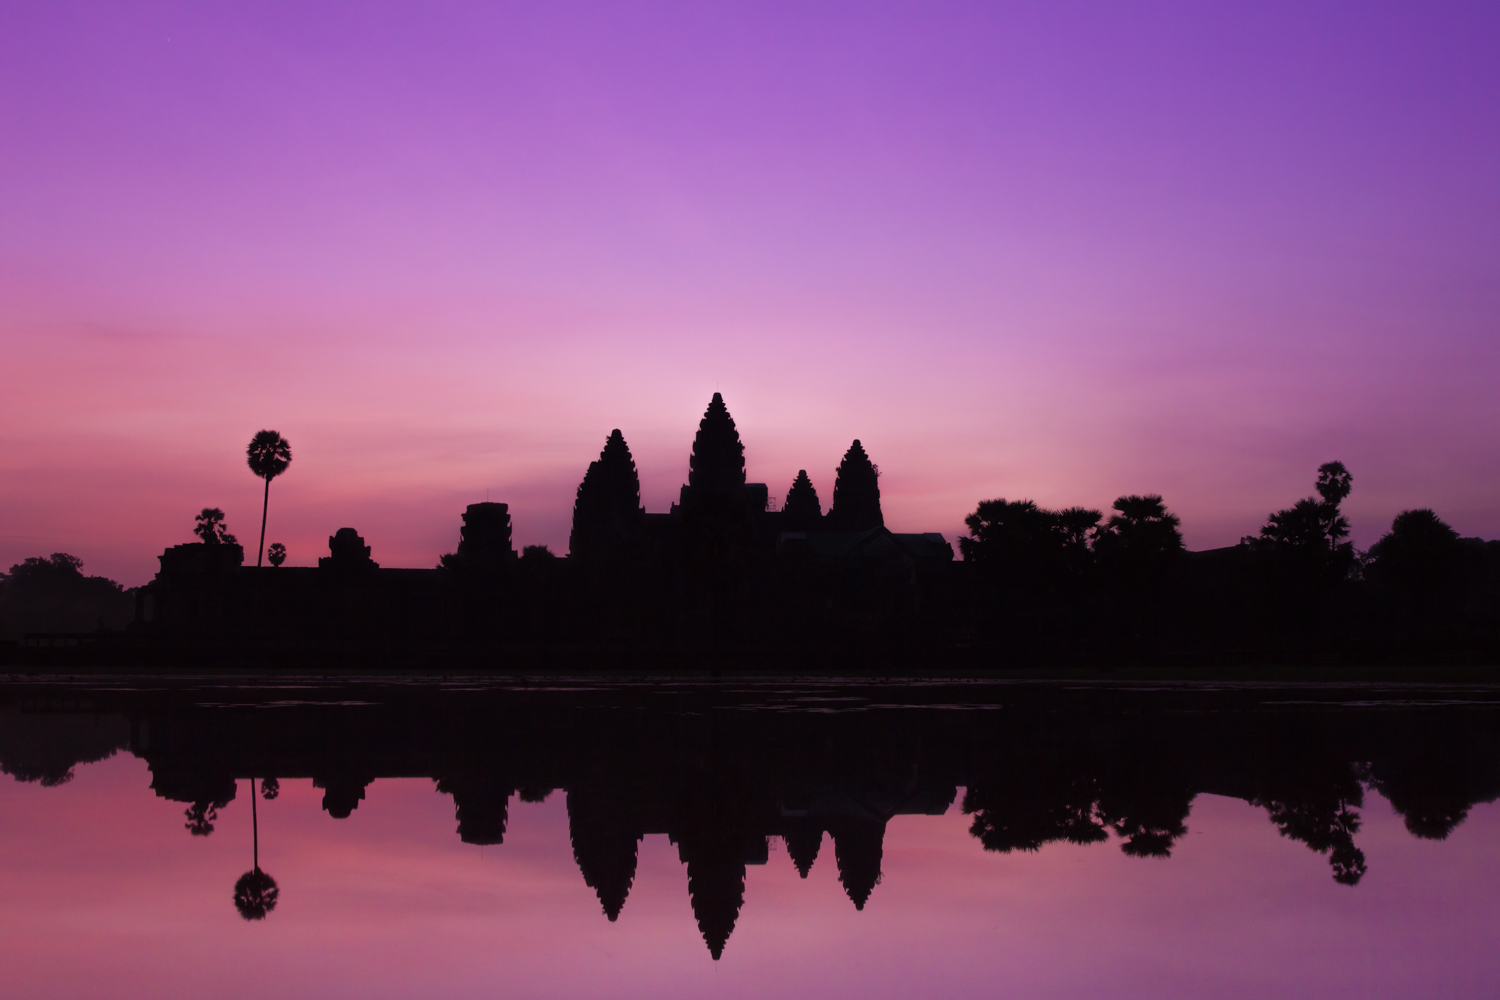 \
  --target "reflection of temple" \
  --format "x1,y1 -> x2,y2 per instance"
130,394 -> 956,664
3,681 -> 1500,958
